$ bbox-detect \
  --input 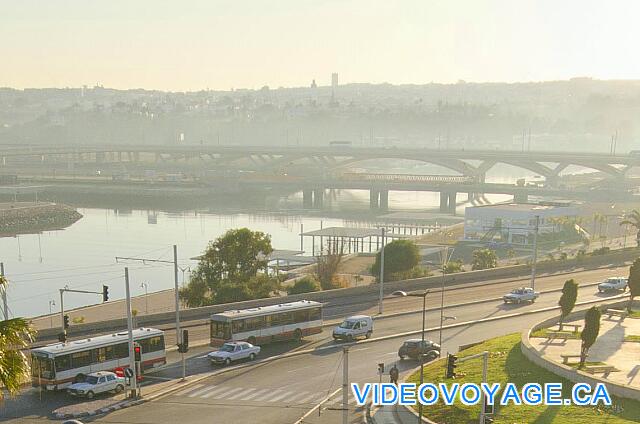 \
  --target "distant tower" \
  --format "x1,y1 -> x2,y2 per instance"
331,73 -> 338,101
311,79 -> 317,88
